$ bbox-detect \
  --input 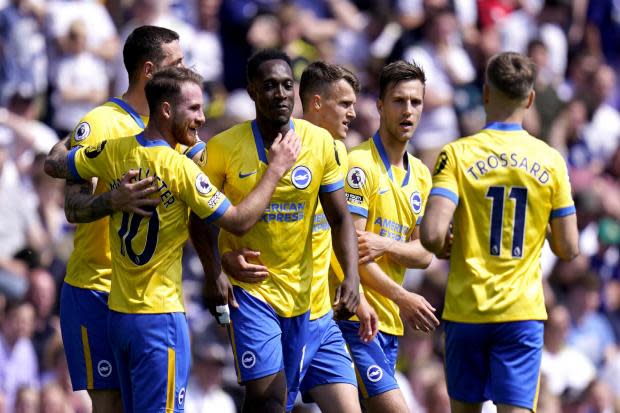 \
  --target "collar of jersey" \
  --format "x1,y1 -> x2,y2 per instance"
372,132 -> 410,187
136,132 -> 170,148
483,122 -> 523,131
251,119 -> 295,164
108,97 -> 146,129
